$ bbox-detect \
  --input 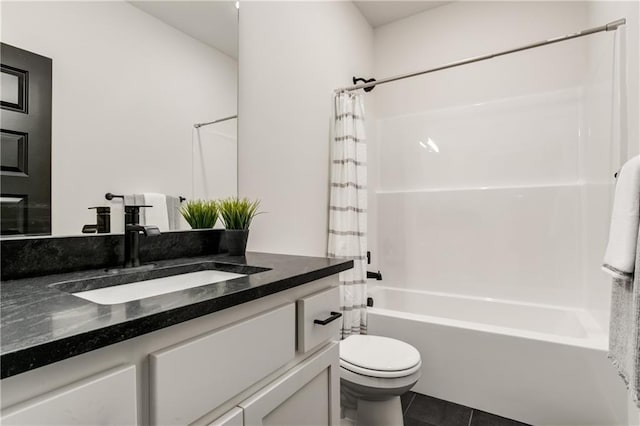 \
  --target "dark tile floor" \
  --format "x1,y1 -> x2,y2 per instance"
401,392 -> 532,426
